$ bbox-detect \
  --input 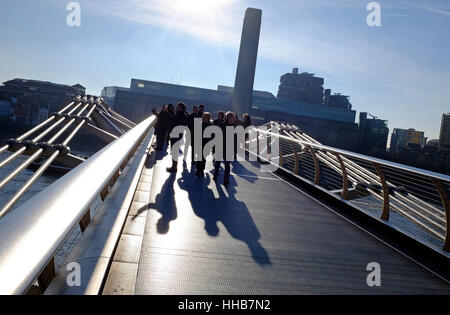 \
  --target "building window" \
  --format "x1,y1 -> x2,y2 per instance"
138,83 -> 145,88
